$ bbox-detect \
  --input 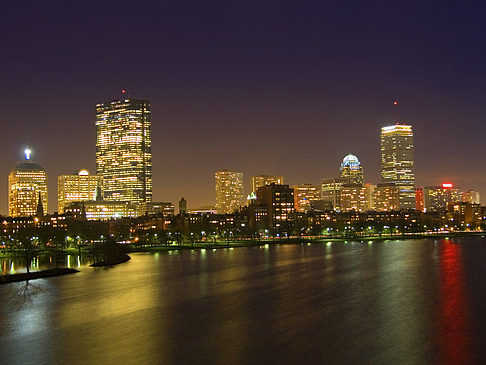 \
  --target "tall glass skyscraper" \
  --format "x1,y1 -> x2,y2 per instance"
380,124 -> 415,209
96,98 -> 152,204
